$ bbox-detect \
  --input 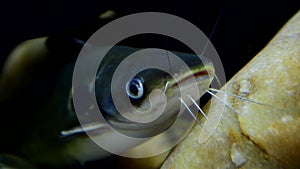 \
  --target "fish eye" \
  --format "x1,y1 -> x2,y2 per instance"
126,78 -> 144,99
